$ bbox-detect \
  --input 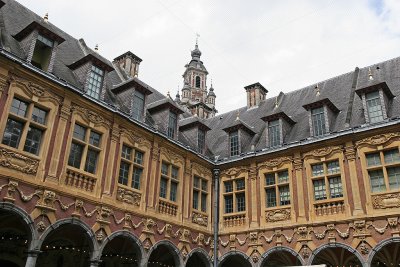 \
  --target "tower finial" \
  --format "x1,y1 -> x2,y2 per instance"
368,67 -> 374,81
315,83 -> 320,96
196,33 -> 200,46
43,12 -> 49,22
236,110 -> 240,121
94,44 -> 99,52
